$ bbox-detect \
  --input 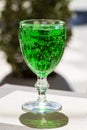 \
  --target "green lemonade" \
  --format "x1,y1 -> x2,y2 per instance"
19,24 -> 66,77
